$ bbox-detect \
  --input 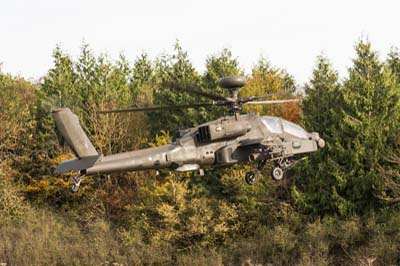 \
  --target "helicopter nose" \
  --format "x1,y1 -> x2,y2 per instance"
309,132 -> 325,148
